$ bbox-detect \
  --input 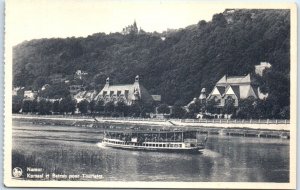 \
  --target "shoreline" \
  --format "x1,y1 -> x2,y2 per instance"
12,114 -> 290,135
